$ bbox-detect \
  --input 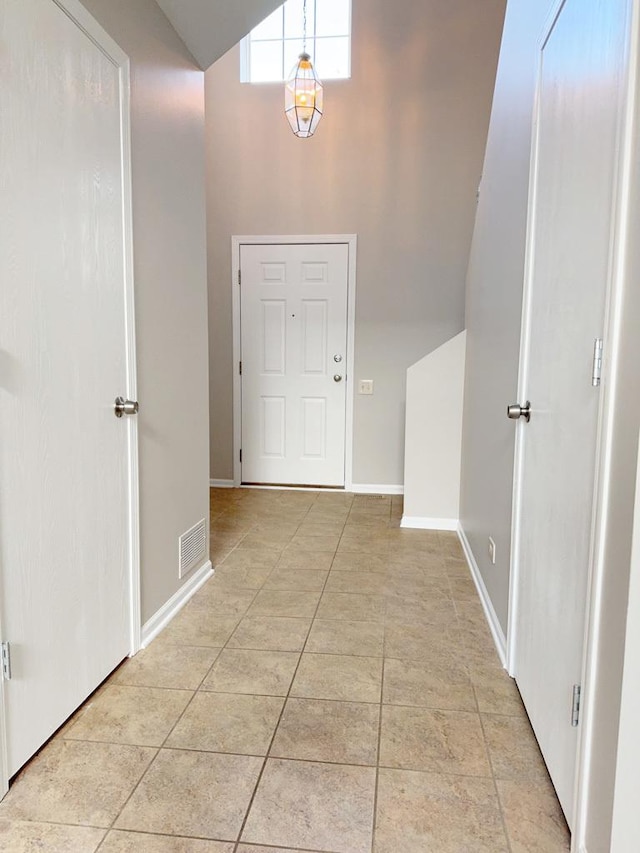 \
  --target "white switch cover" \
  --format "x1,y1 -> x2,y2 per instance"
359,379 -> 374,395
